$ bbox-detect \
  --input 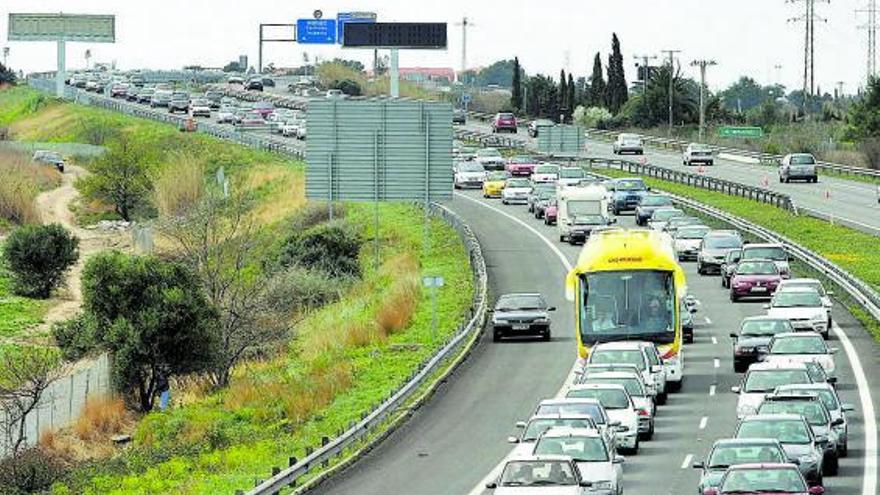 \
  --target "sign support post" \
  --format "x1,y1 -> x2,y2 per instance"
55,39 -> 65,98
390,48 -> 399,97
